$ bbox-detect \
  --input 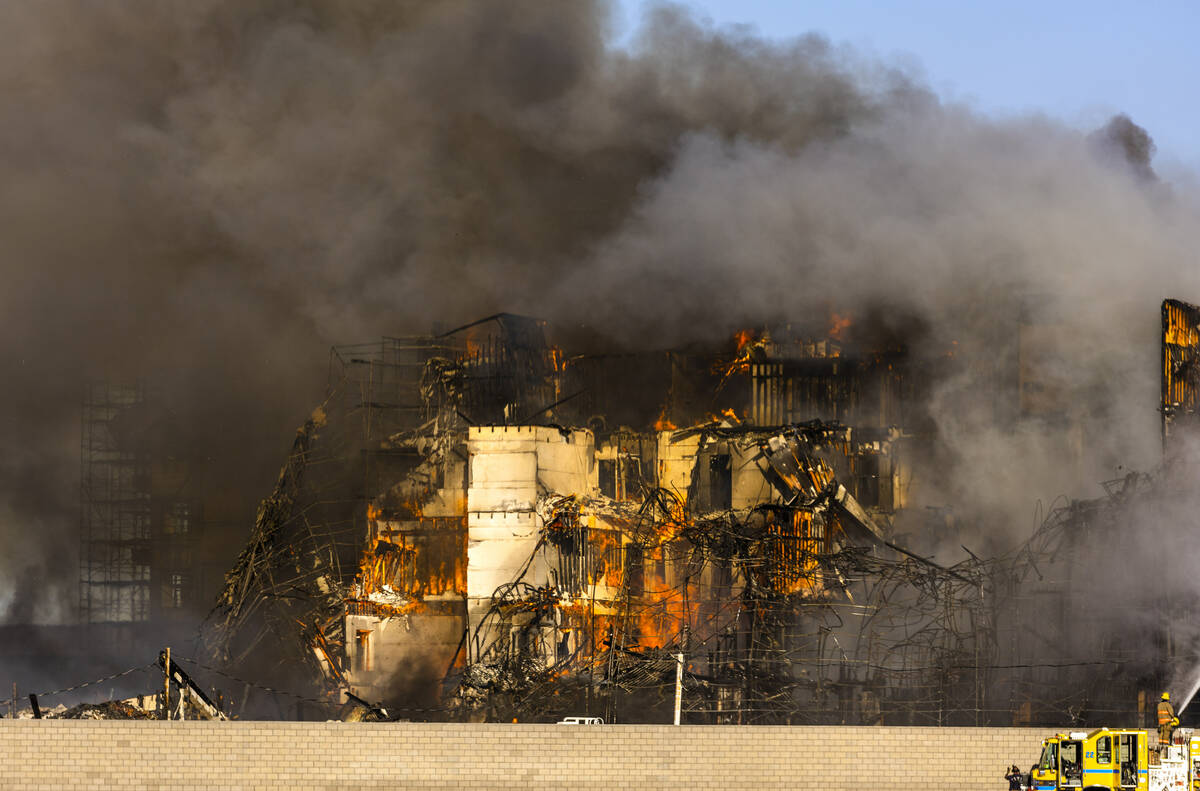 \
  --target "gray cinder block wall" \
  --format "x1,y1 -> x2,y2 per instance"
0,721 -> 1049,790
